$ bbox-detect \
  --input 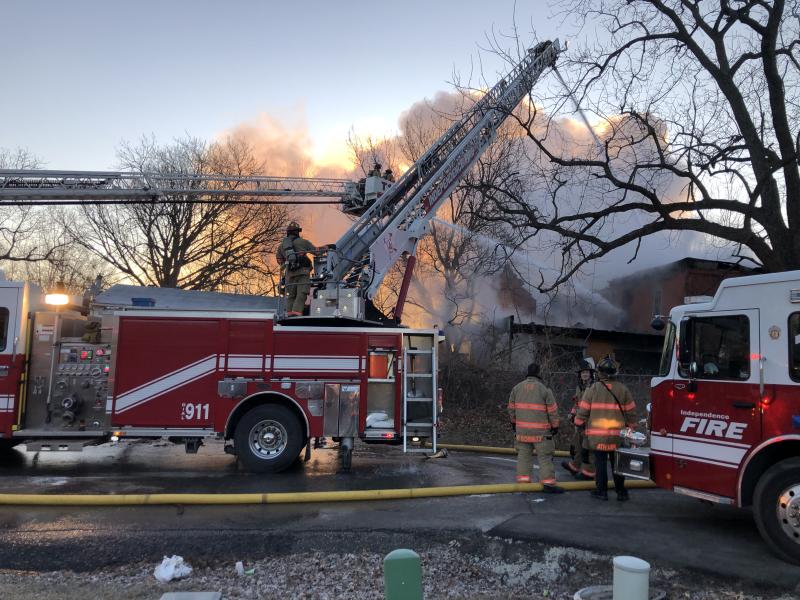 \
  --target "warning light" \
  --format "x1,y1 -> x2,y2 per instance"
381,432 -> 395,439
103,366 -> 110,374
80,350 -> 93,360
687,392 -> 696,401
